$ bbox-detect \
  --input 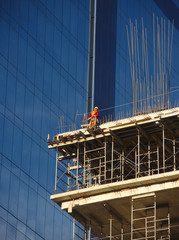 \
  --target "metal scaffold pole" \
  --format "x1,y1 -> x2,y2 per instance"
162,125 -> 165,172
77,143 -> 79,189
173,137 -> 176,171
157,144 -> 160,174
73,218 -> 75,240
55,151 -> 58,193
84,142 -> 86,187
88,222 -> 91,240
109,216 -> 113,240
111,137 -> 114,181
138,130 -> 140,177
148,141 -> 151,175
104,138 -> 107,182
